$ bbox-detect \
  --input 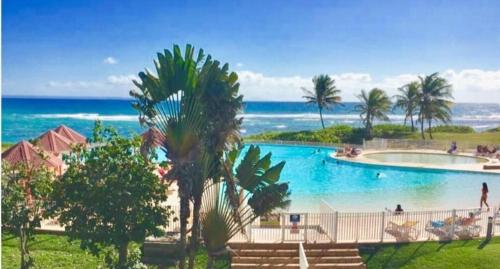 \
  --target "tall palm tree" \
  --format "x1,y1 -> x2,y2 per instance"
130,45 -> 244,269
355,88 -> 392,139
393,81 -> 420,132
302,75 -> 342,129
417,73 -> 453,139
130,44 -> 206,269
